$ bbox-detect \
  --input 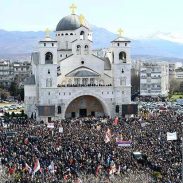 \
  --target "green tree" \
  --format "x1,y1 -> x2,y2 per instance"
0,88 -> 10,100
9,81 -> 18,97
